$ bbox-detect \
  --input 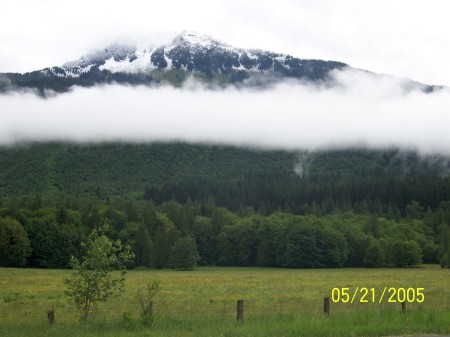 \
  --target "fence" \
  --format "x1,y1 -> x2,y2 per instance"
31,298 -> 411,325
